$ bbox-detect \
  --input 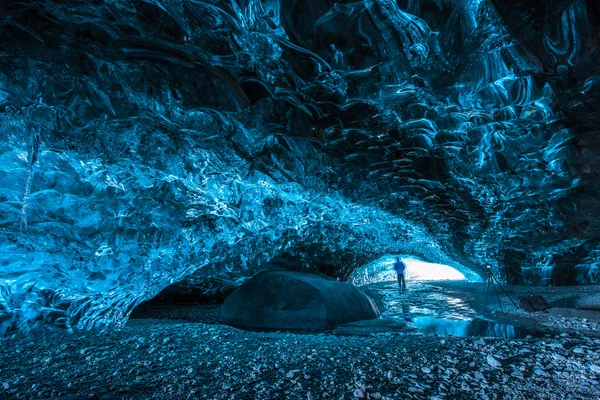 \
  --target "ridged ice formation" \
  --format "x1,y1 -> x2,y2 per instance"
1,0 -> 599,332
